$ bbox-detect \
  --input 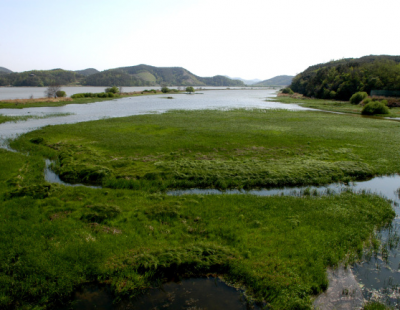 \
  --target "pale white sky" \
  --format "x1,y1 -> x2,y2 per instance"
1,0 -> 399,80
